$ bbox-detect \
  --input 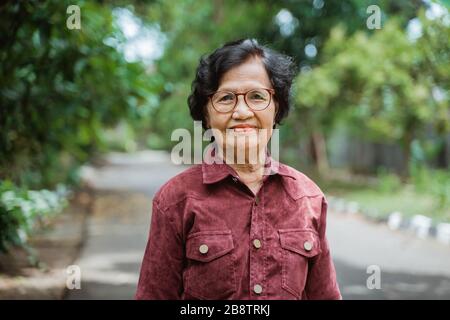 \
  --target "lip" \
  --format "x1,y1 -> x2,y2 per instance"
229,124 -> 258,129
229,125 -> 258,133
